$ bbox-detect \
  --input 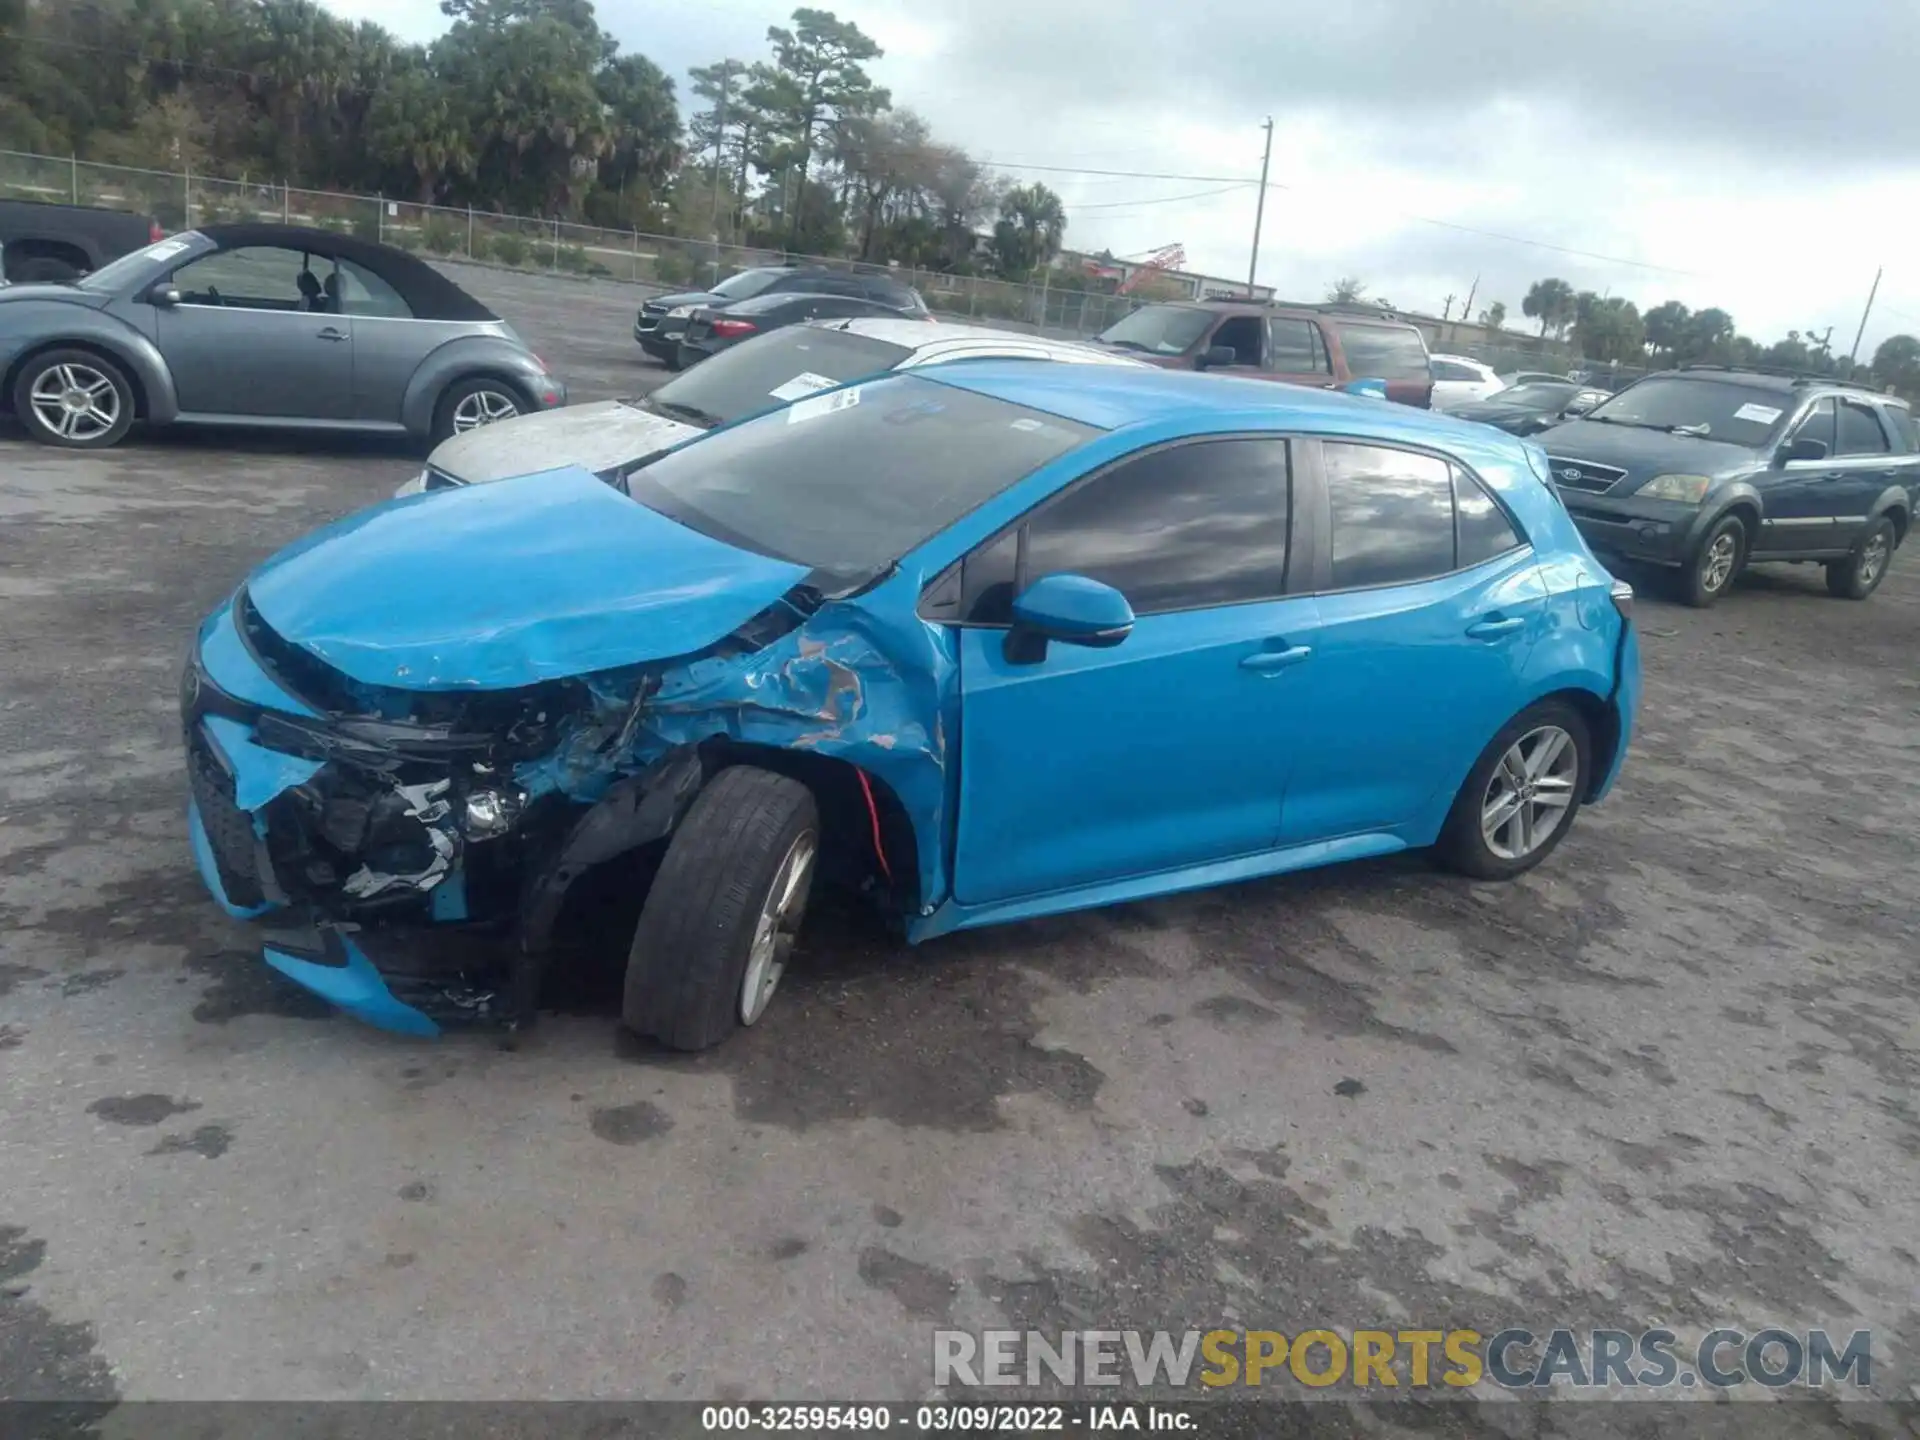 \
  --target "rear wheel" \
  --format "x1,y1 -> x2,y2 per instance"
12,348 -> 135,449
1675,513 -> 1746,608
1825,517 -> 1894,600
1436,700 -> 1591,881
621,766 -> 819,1052
431,376 -> 525,443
